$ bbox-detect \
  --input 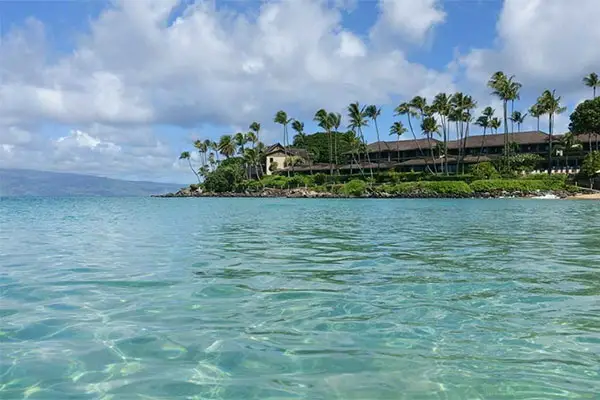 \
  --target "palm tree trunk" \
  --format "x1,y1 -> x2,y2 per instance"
426,135 -> 436,174
536,116 -> 540,132
397,135 -> 401,163
503,100 -> 508,159
329,130 -> 333,176
374,118 -> 381,172
407,116 -> 425,158
359,127 -> 374,180
477,127 -> 487,164
334,132 -> 339,174
547,113 -> 553,175
188,159 -> 201,183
